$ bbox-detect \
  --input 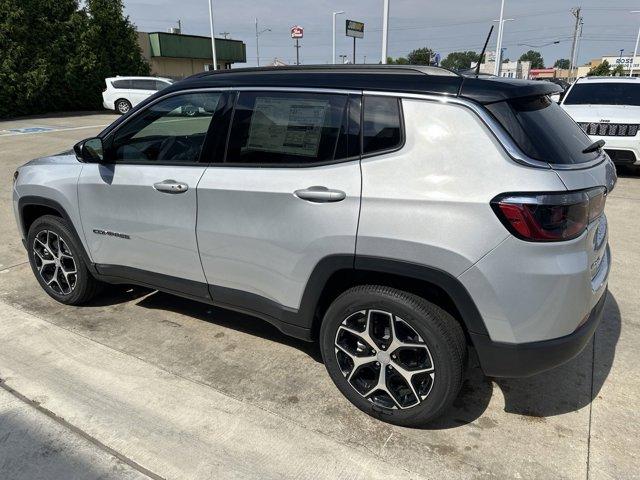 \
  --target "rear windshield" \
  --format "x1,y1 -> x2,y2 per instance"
564,82 -> 640,106
486,95 -> 599,165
